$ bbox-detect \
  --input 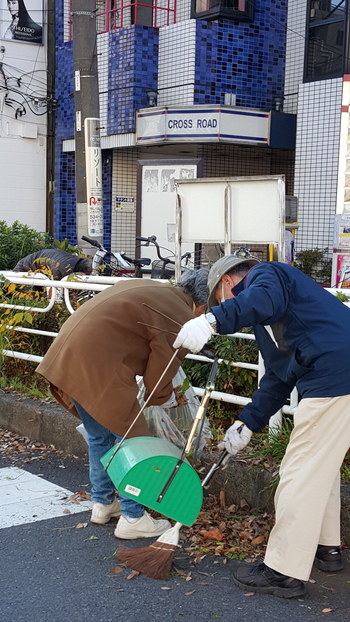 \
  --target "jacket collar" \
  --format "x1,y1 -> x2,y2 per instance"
231,265 -> 256,296
232,278 -> 246,296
